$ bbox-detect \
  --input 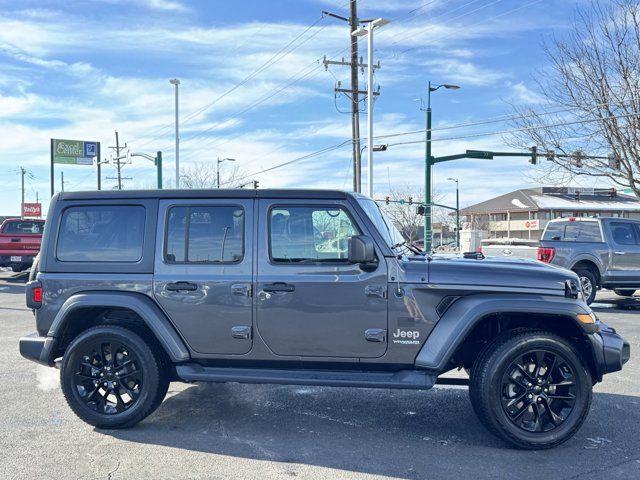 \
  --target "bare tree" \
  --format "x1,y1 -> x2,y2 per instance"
179,162 -> 247,189
509,0 -> 640,197
381,185 -> 446,241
